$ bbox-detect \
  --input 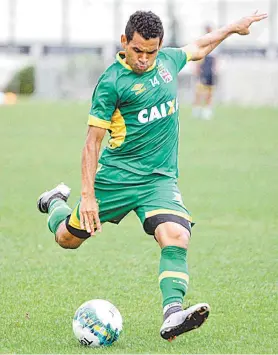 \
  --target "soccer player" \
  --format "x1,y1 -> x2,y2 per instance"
192,25 -> 217,120
37,10 -> 267,341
